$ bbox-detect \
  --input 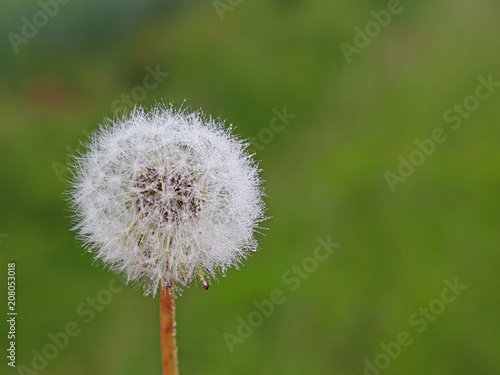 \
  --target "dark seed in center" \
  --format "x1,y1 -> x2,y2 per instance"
134,167 -> 203,223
